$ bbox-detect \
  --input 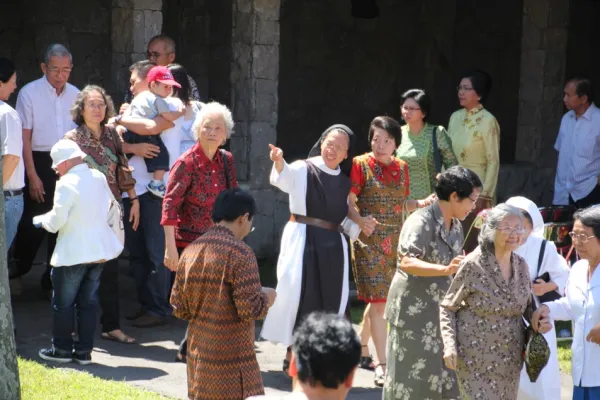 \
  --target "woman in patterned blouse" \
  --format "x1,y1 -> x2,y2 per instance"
349,116 -> 434,386
395,89 -> 458,201
161,101 -> 238,362
65,85 -> 139,345
448,69 -> 500,252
